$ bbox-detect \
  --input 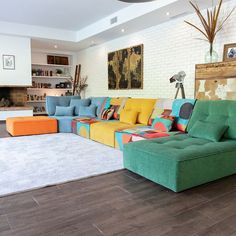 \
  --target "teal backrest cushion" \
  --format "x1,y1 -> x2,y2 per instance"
46,96 -> 80,116
70,98 -> 91,116
187,100 -> 236,139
